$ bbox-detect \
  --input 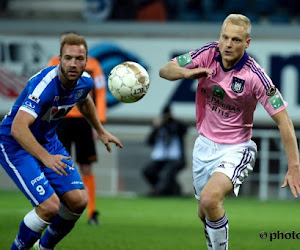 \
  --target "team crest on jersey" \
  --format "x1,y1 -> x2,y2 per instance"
75,89 -> 84,101
231,77 -> 245,93
266,86 -> 276,96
